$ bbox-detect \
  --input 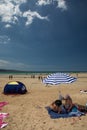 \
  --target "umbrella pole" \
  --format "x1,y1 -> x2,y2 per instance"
58,90 -> 64,100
